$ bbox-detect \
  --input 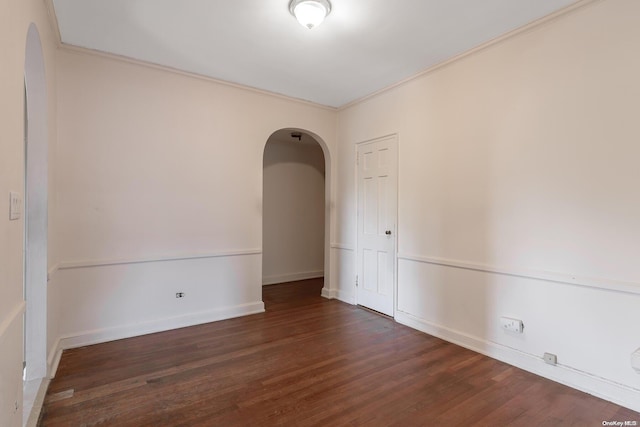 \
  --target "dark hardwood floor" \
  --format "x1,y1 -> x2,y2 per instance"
40,279 -> 638,426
